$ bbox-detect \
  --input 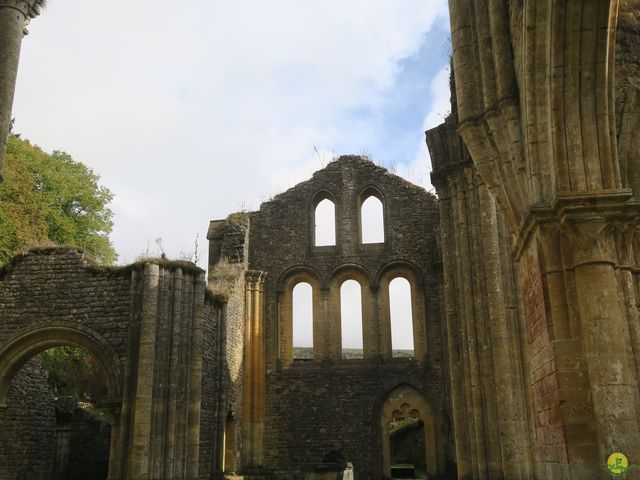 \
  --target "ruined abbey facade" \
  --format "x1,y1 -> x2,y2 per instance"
0,0 -> 639,479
